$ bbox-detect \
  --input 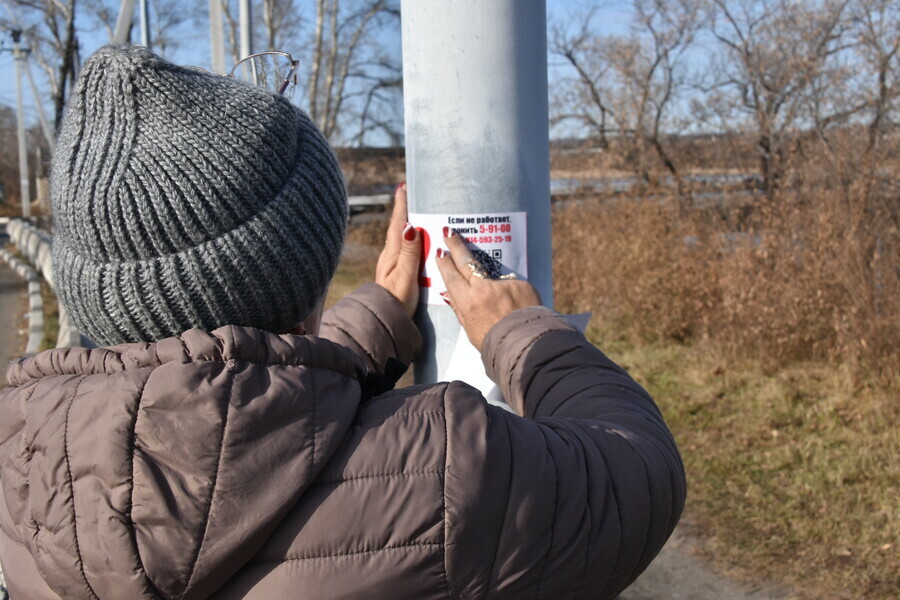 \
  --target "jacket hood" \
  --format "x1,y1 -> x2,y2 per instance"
0,326 -> 366,599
